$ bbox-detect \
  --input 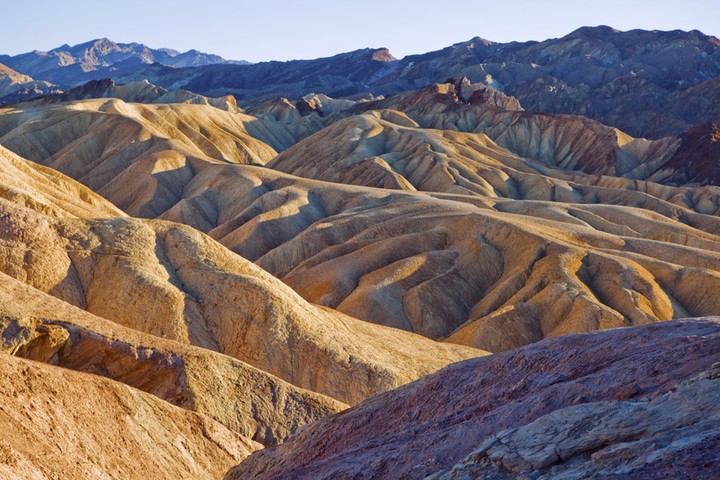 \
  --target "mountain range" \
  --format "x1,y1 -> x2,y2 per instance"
0,38 -> 247,102
3,27 -> 719,137
0,26 -> 719,479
